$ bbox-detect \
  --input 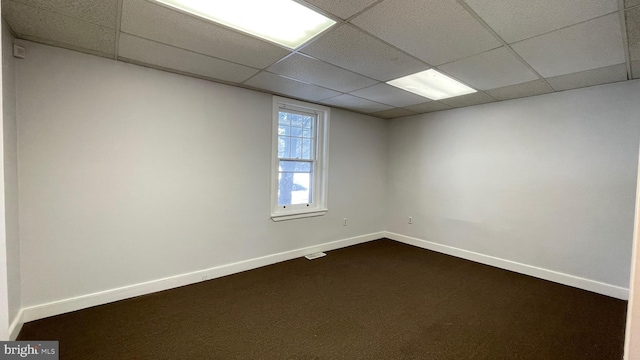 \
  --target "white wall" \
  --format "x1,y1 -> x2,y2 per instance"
16,41 -> 388,309
387,80 -> 640,291
2,20 -> 19,336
